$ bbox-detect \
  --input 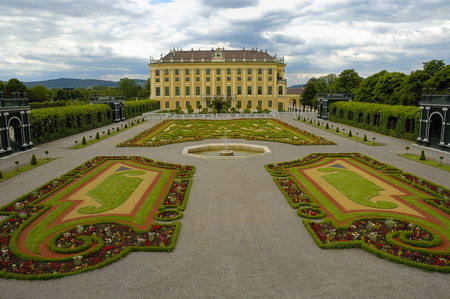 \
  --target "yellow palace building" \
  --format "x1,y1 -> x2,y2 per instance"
148,47 -> 299,112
